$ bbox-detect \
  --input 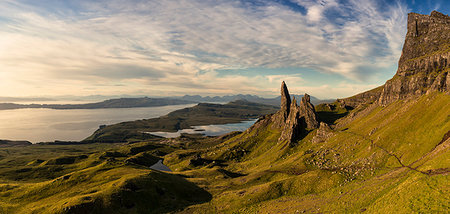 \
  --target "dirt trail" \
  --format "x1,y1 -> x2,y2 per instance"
340,130 -> 450,176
